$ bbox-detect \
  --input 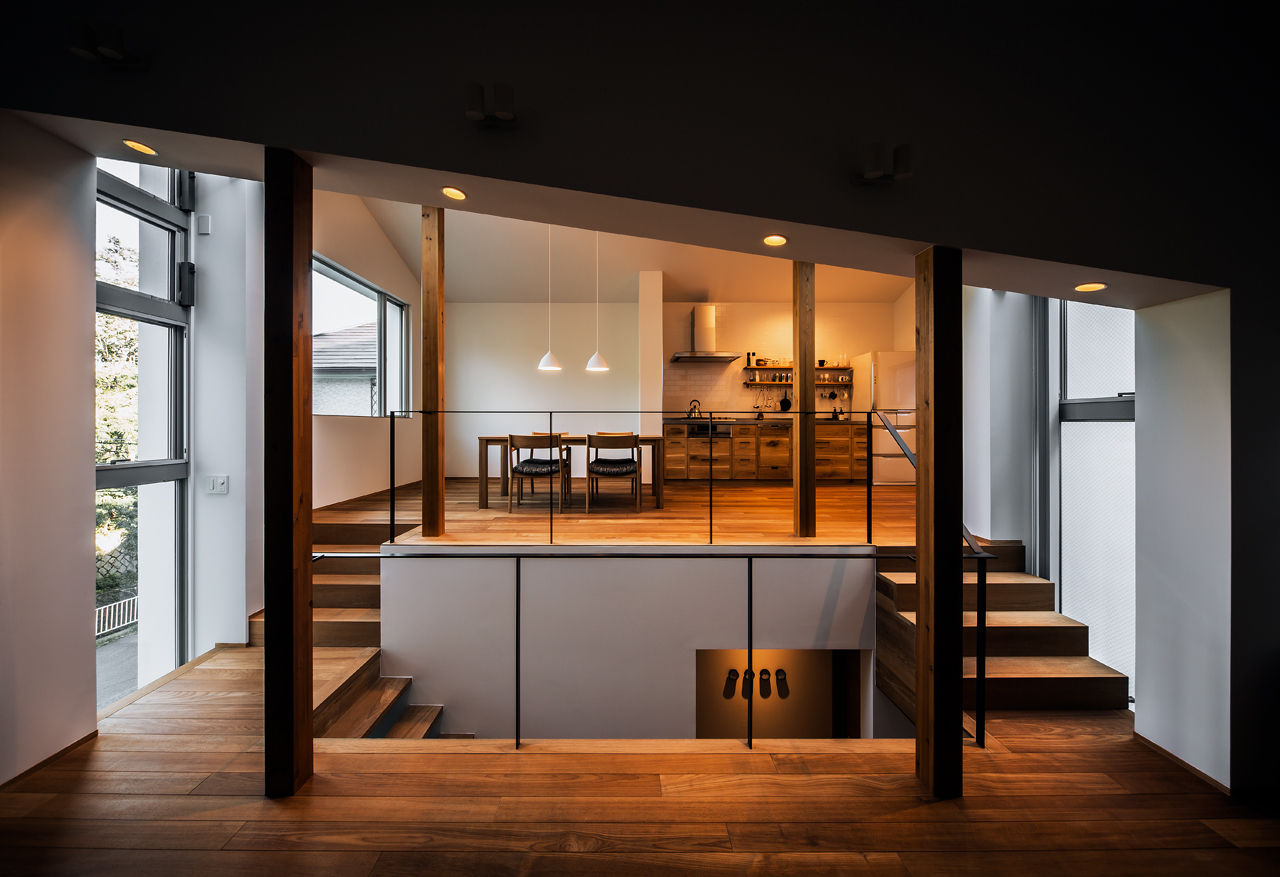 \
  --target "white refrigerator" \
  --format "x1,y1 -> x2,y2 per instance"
850,352 -> 917,485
